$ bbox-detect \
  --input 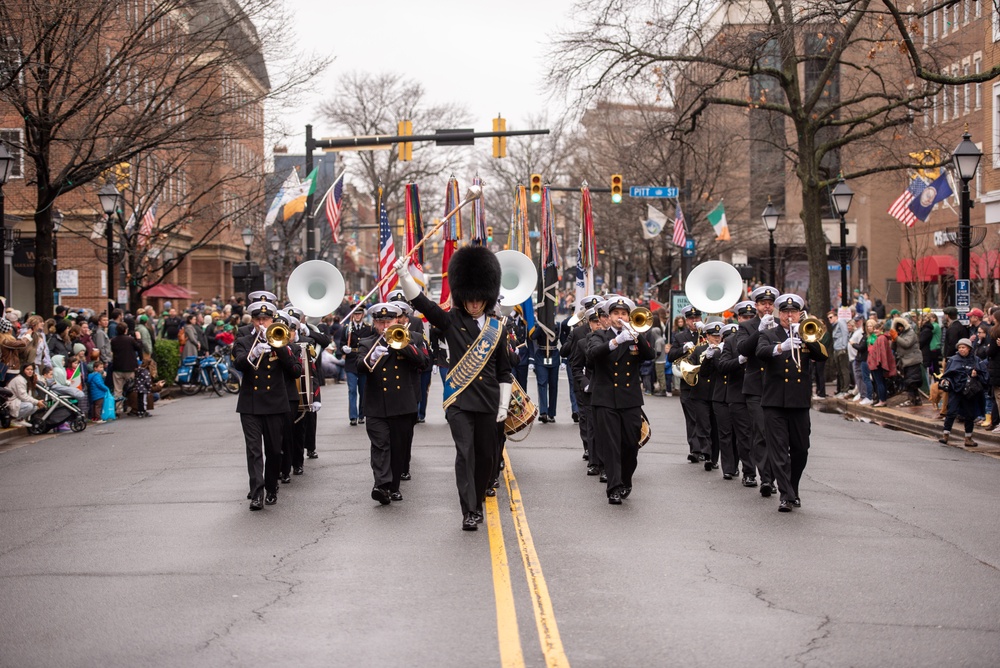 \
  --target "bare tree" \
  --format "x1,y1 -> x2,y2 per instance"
549,0 -> 985,313
0,0 -> 327,314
